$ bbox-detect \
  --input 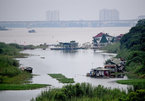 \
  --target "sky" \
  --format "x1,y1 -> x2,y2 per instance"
0,0 -> 145,21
